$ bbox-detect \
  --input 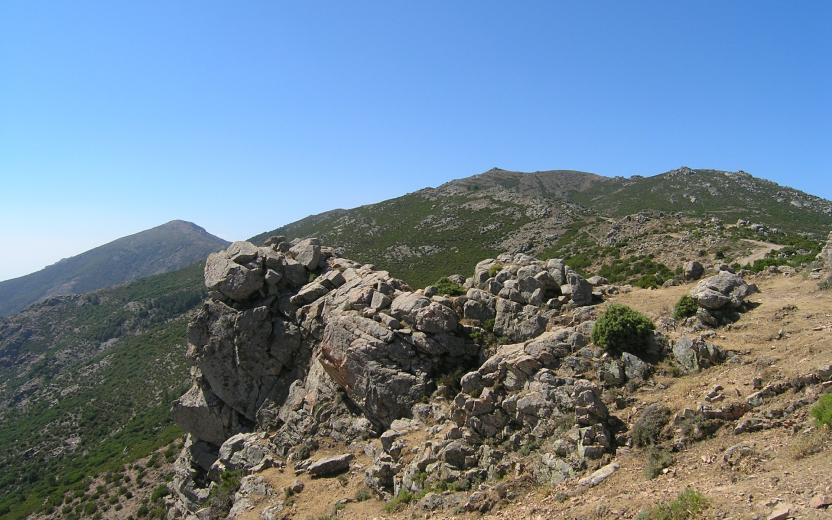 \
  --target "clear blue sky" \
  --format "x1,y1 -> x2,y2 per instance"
1,1 -> 830,281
